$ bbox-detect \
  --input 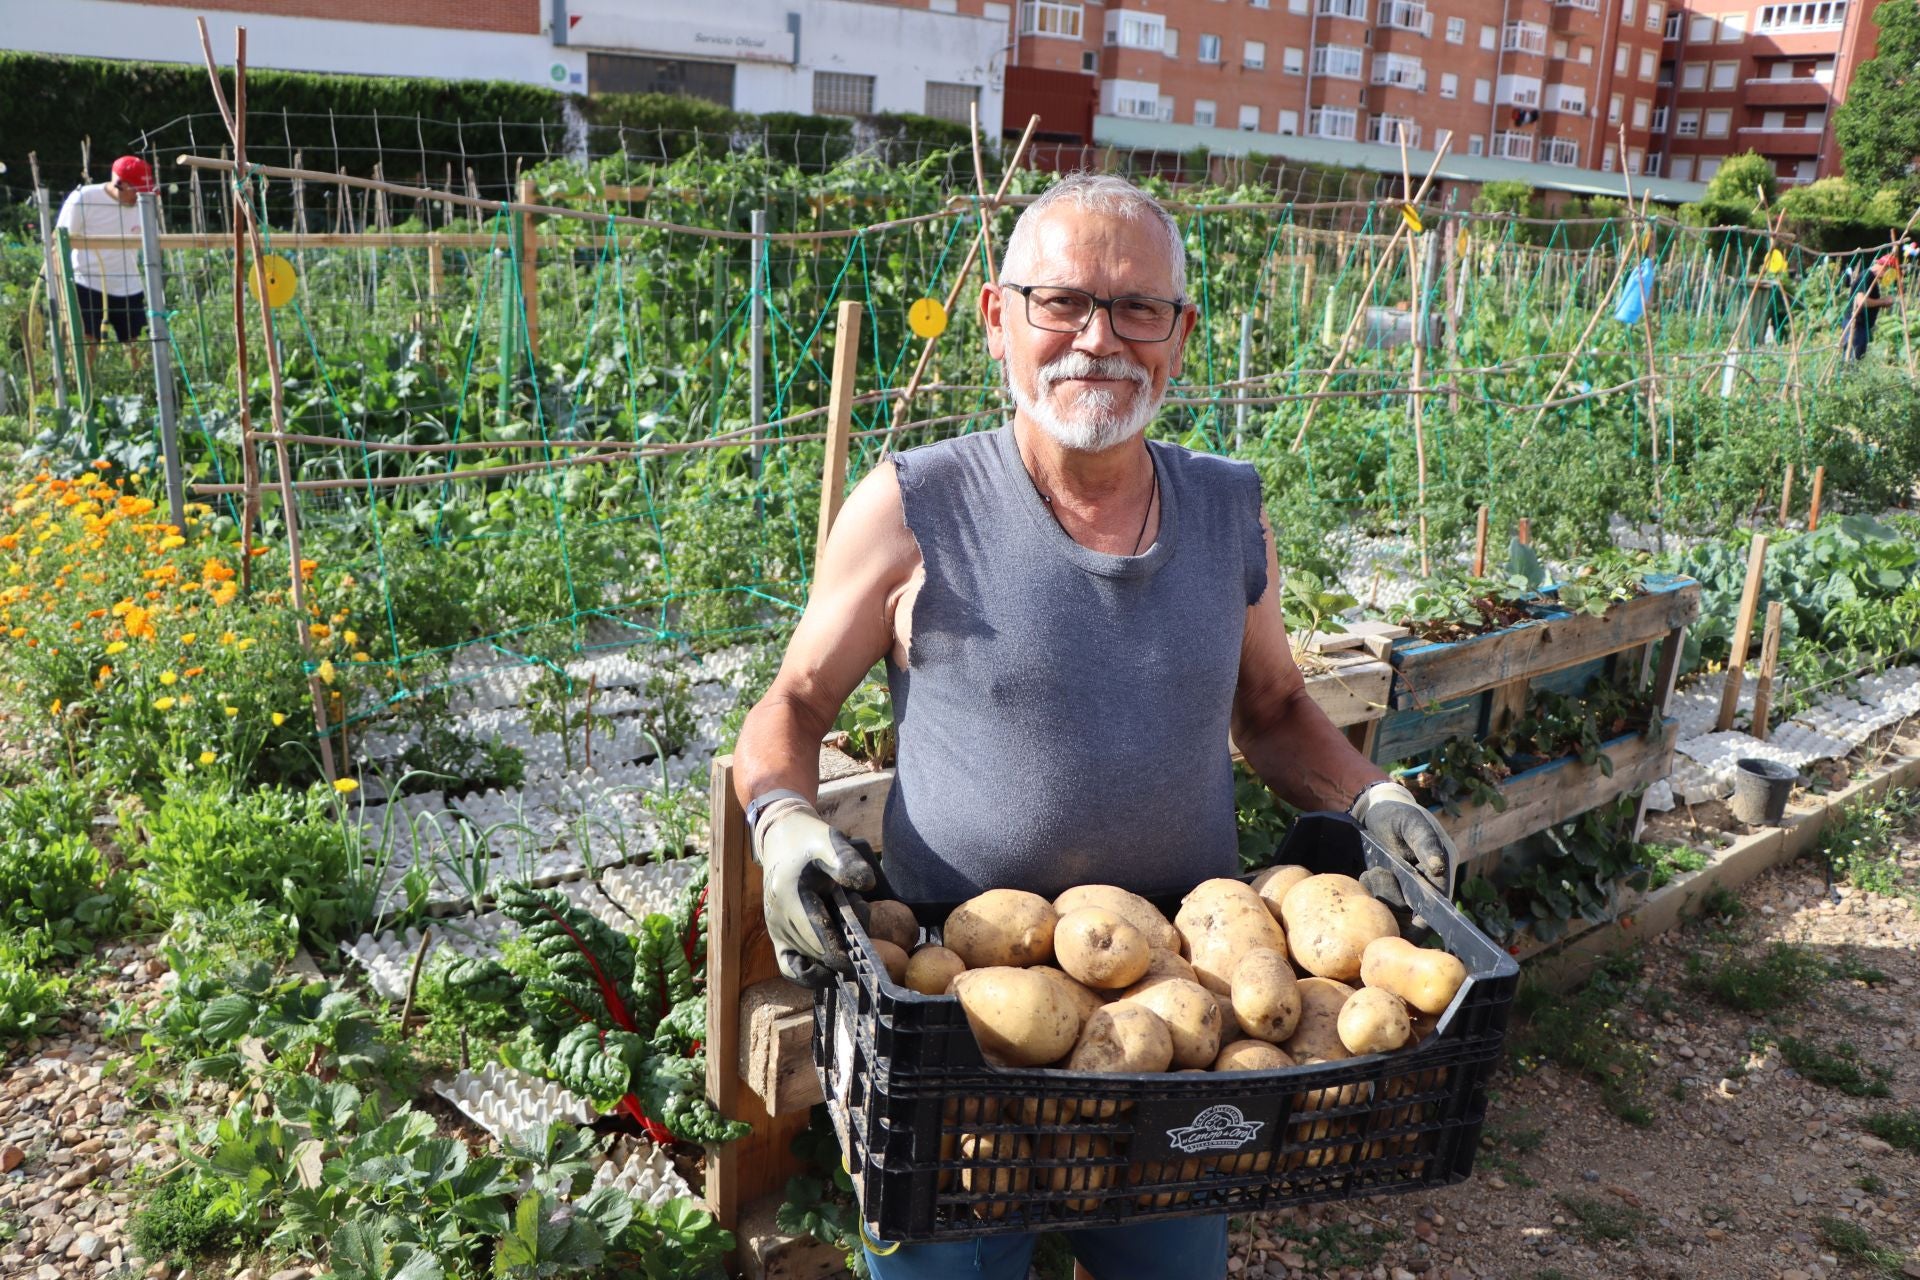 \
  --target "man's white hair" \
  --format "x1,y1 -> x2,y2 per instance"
998,173 -> 1188,301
